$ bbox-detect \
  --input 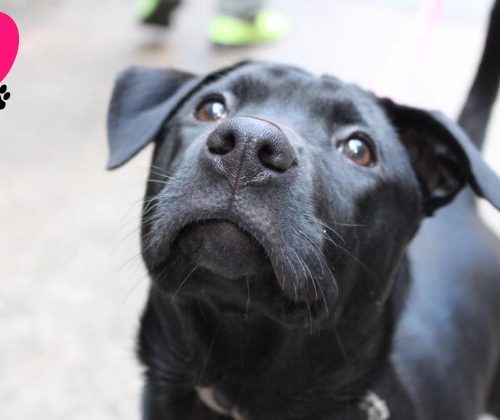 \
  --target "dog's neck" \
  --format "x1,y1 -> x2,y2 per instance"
140,258 -> 410,419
